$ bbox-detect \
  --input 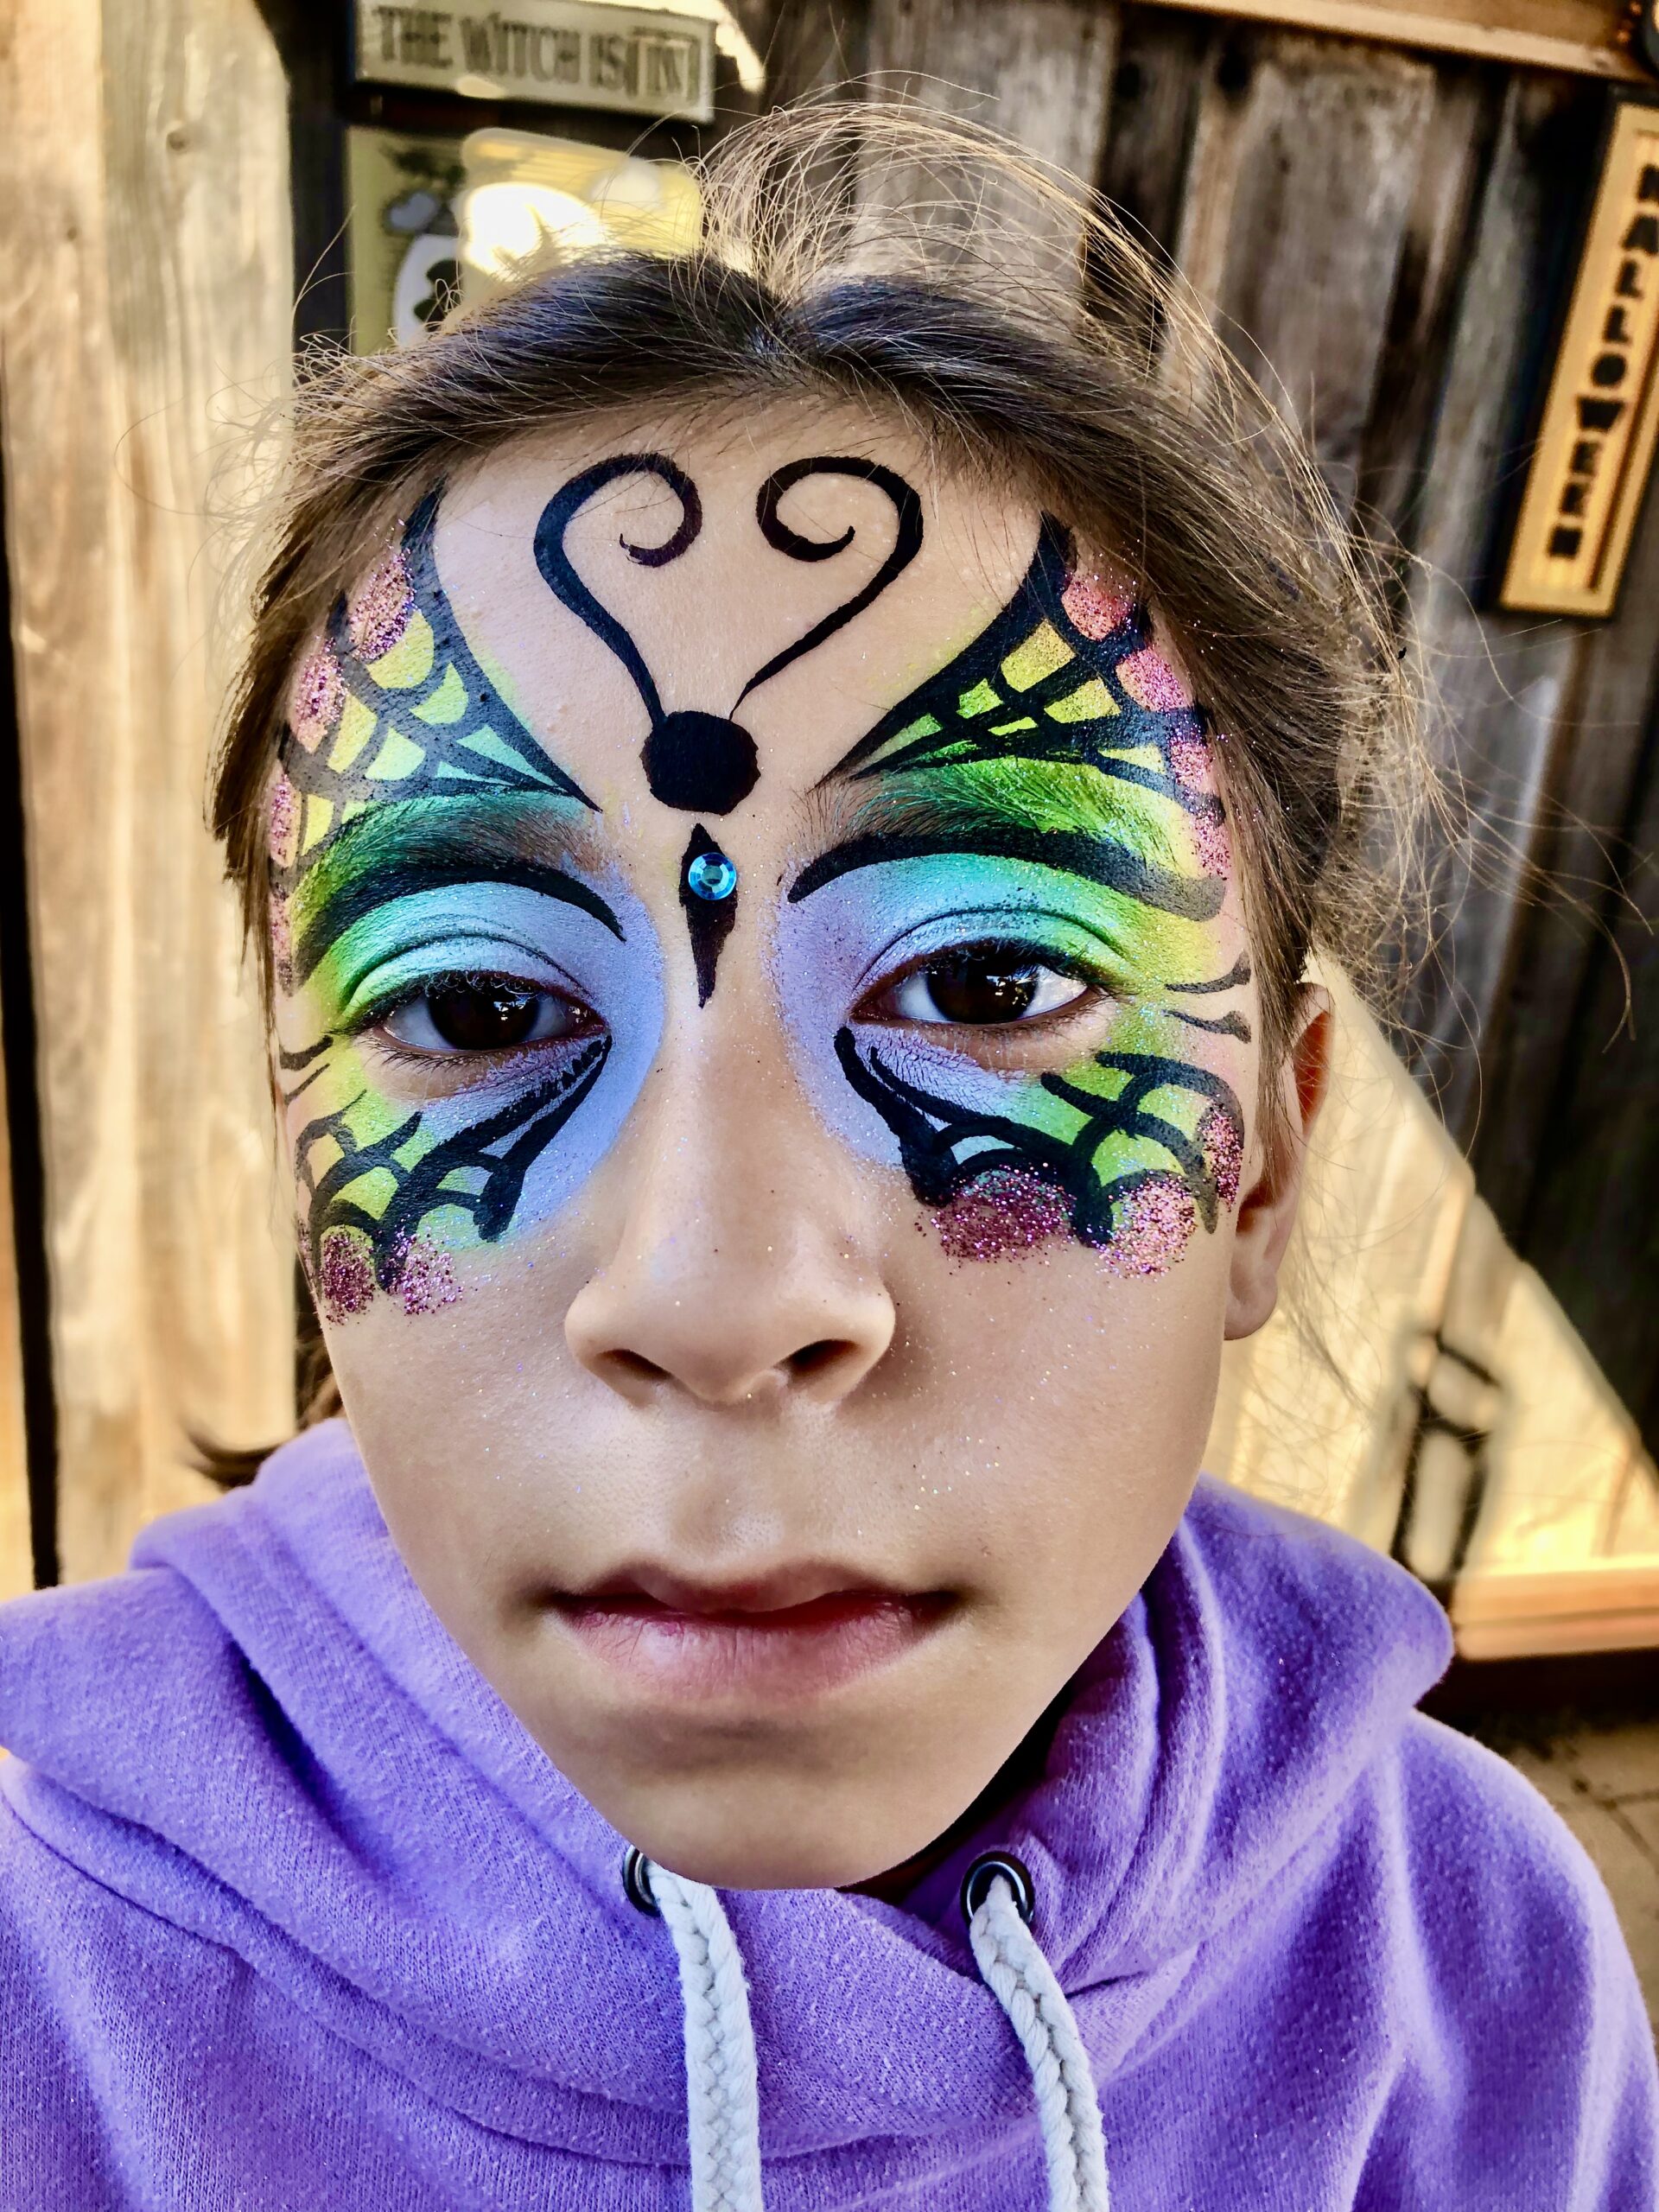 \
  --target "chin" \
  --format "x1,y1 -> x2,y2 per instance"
581,1770 -> 946,1893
